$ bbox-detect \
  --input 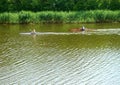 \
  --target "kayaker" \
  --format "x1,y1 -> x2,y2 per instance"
81,26 -> 85,31
31,29 -> 36,34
